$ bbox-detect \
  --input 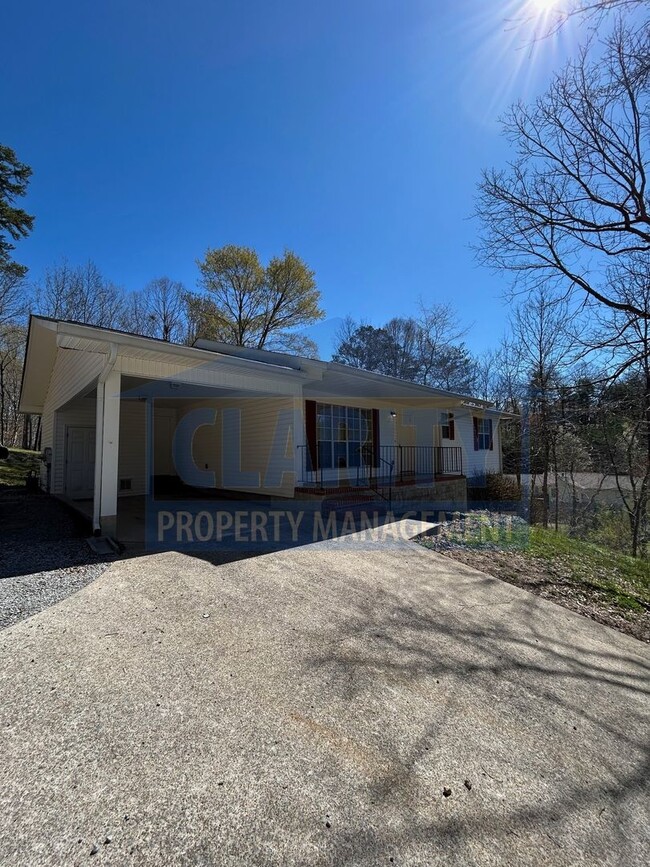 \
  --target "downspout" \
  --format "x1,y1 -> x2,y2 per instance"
93,343 -> 118,534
